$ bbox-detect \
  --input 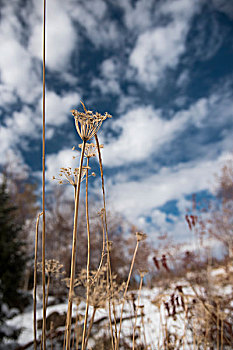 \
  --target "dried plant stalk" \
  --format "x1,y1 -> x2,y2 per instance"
91,210 -> 106,284
140,306 -> 147,349
81,157 -> 91,350
220,316 -> 223,350
42,0 -> 47,348
116,239 -> 140,350
132,274 -> 144,350
33,212 -> 43,350
95,134 -> 115,349
217,302 -> 220,350
65,140 -> 86,350
84,308 -> 97,349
